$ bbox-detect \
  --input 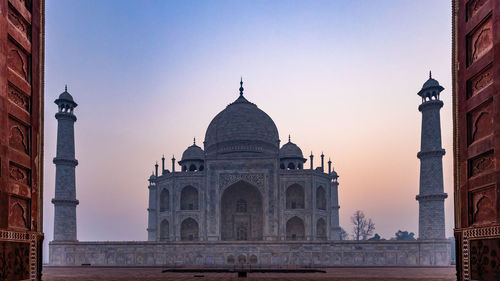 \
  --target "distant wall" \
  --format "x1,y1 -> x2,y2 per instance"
49,240 -> 451,267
